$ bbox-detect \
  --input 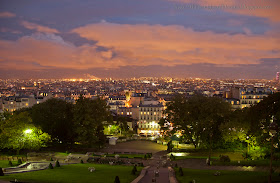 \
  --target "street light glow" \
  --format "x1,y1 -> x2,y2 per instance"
24,129 -> 32,134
